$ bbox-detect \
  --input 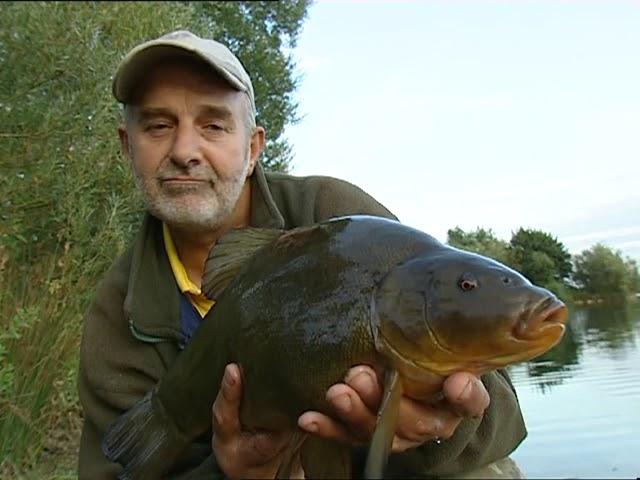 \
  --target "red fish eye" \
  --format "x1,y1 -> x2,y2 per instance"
459,278 -> 477,291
